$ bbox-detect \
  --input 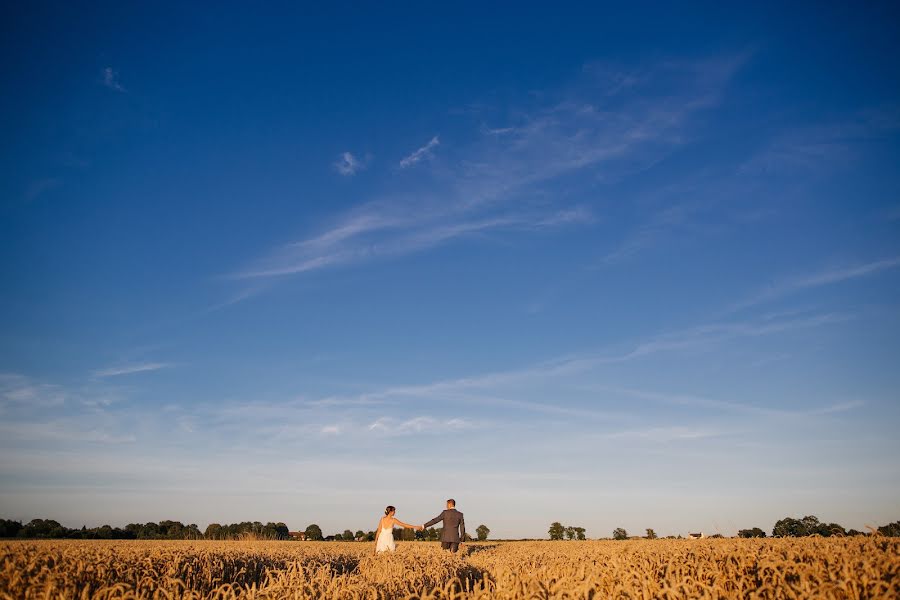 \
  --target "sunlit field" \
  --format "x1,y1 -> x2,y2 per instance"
2,537 -> 898,599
